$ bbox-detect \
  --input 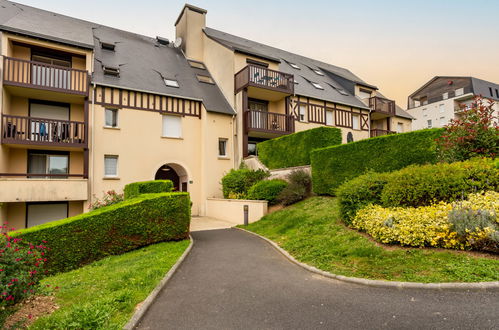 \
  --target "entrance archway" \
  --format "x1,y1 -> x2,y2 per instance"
154,163 -> 188,192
